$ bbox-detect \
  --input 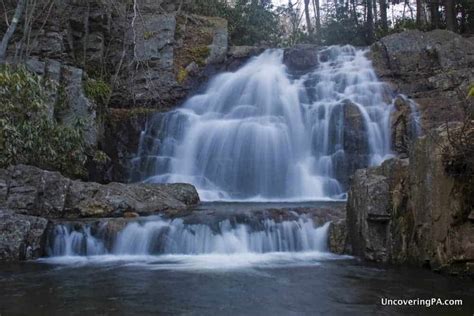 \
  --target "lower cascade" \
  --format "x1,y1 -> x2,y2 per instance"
132,45 -> 396,201
47,216 -> 330,257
